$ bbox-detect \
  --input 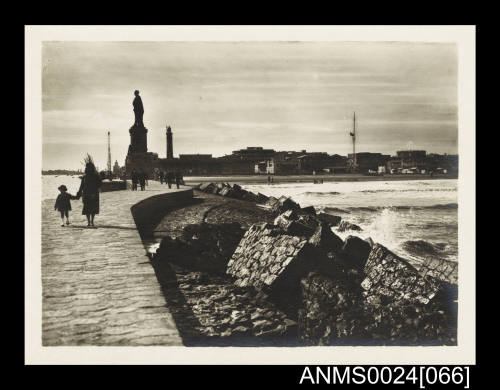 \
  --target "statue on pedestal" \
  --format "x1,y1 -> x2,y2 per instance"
128,90 -> 148,154
133,90 -> 144,127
